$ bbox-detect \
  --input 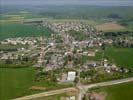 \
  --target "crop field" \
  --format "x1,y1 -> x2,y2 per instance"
122,21 -> 133,31
95,22 -> 125,31
104,47 -> 133,68
0,11 -> 31,20
0,67 -> 72,100
93,82 -> 133,100
0,67 -> 35,100
0,23 -> 52,40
